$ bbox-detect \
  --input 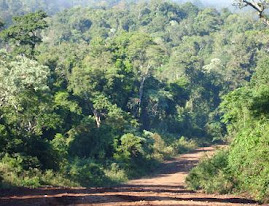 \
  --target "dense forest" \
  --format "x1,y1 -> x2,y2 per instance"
0,0 -> 268,203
